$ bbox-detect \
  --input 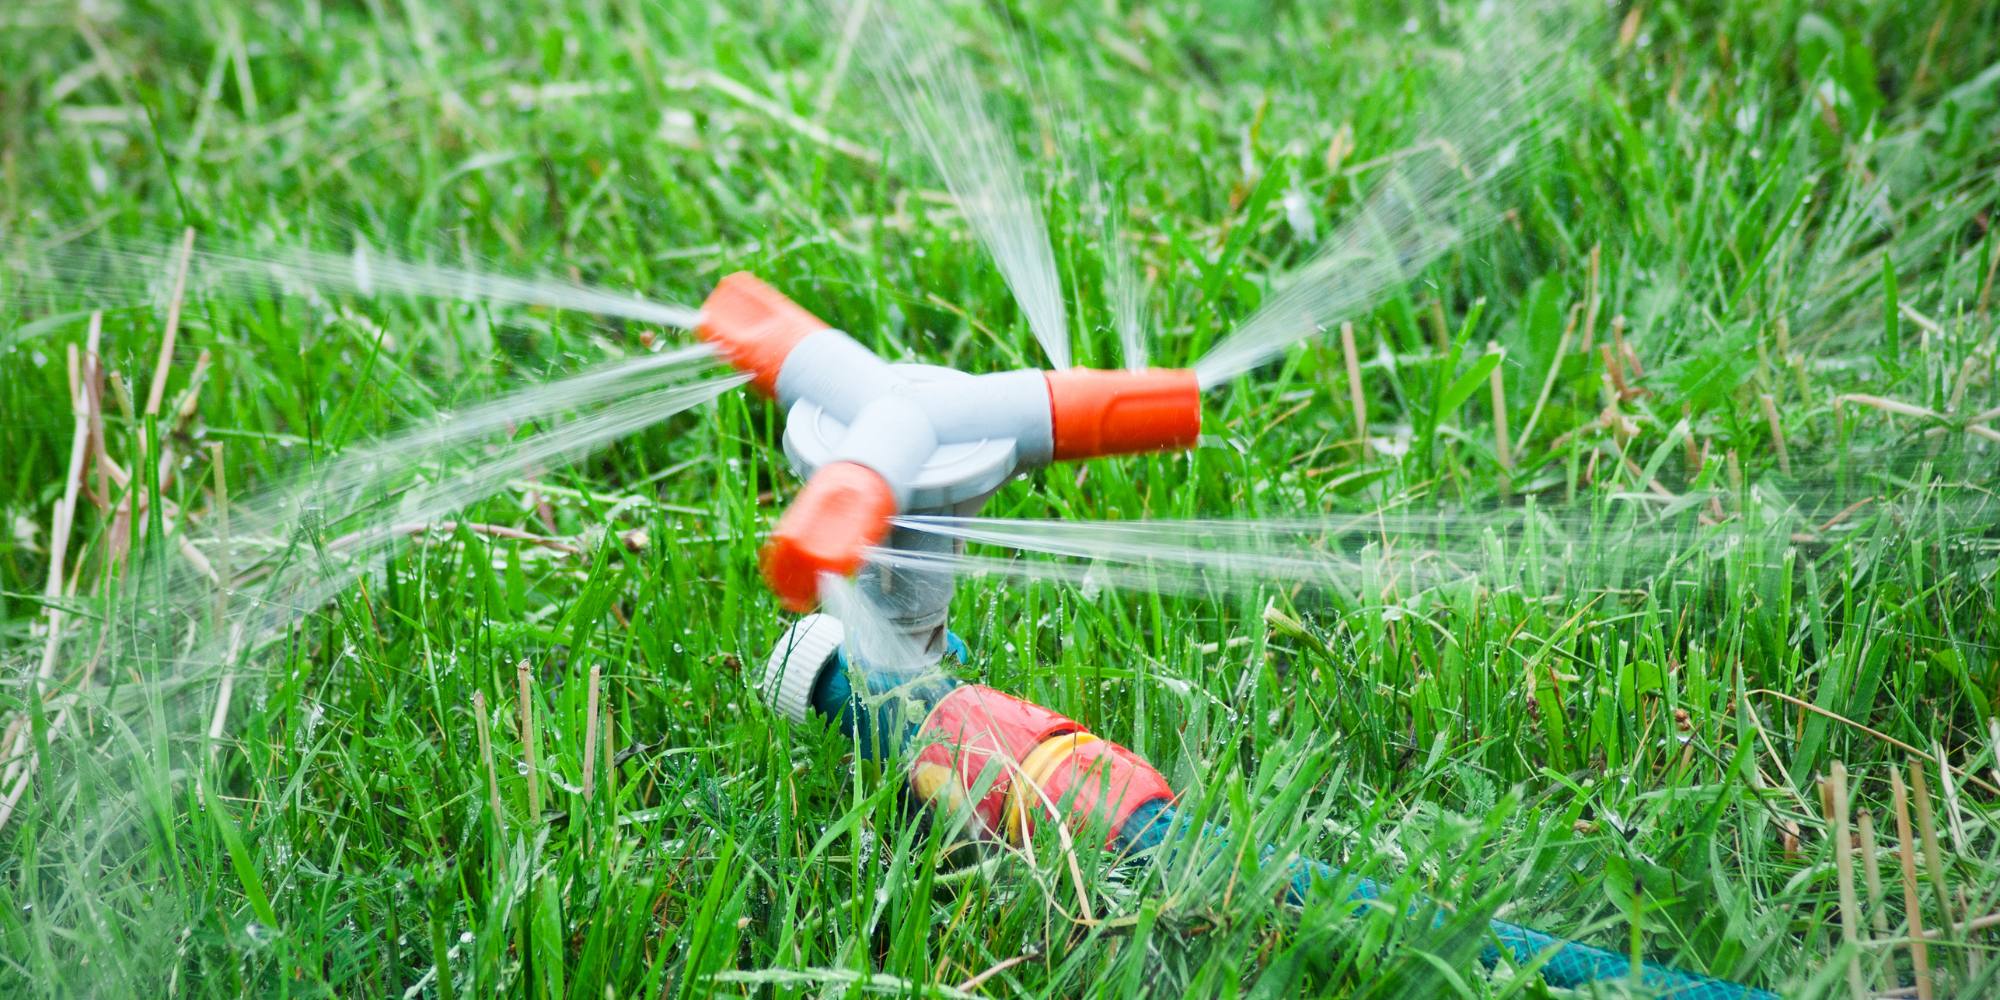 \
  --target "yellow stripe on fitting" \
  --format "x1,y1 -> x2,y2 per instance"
910,761 -> 959,805
1003,732 -> 1099,845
